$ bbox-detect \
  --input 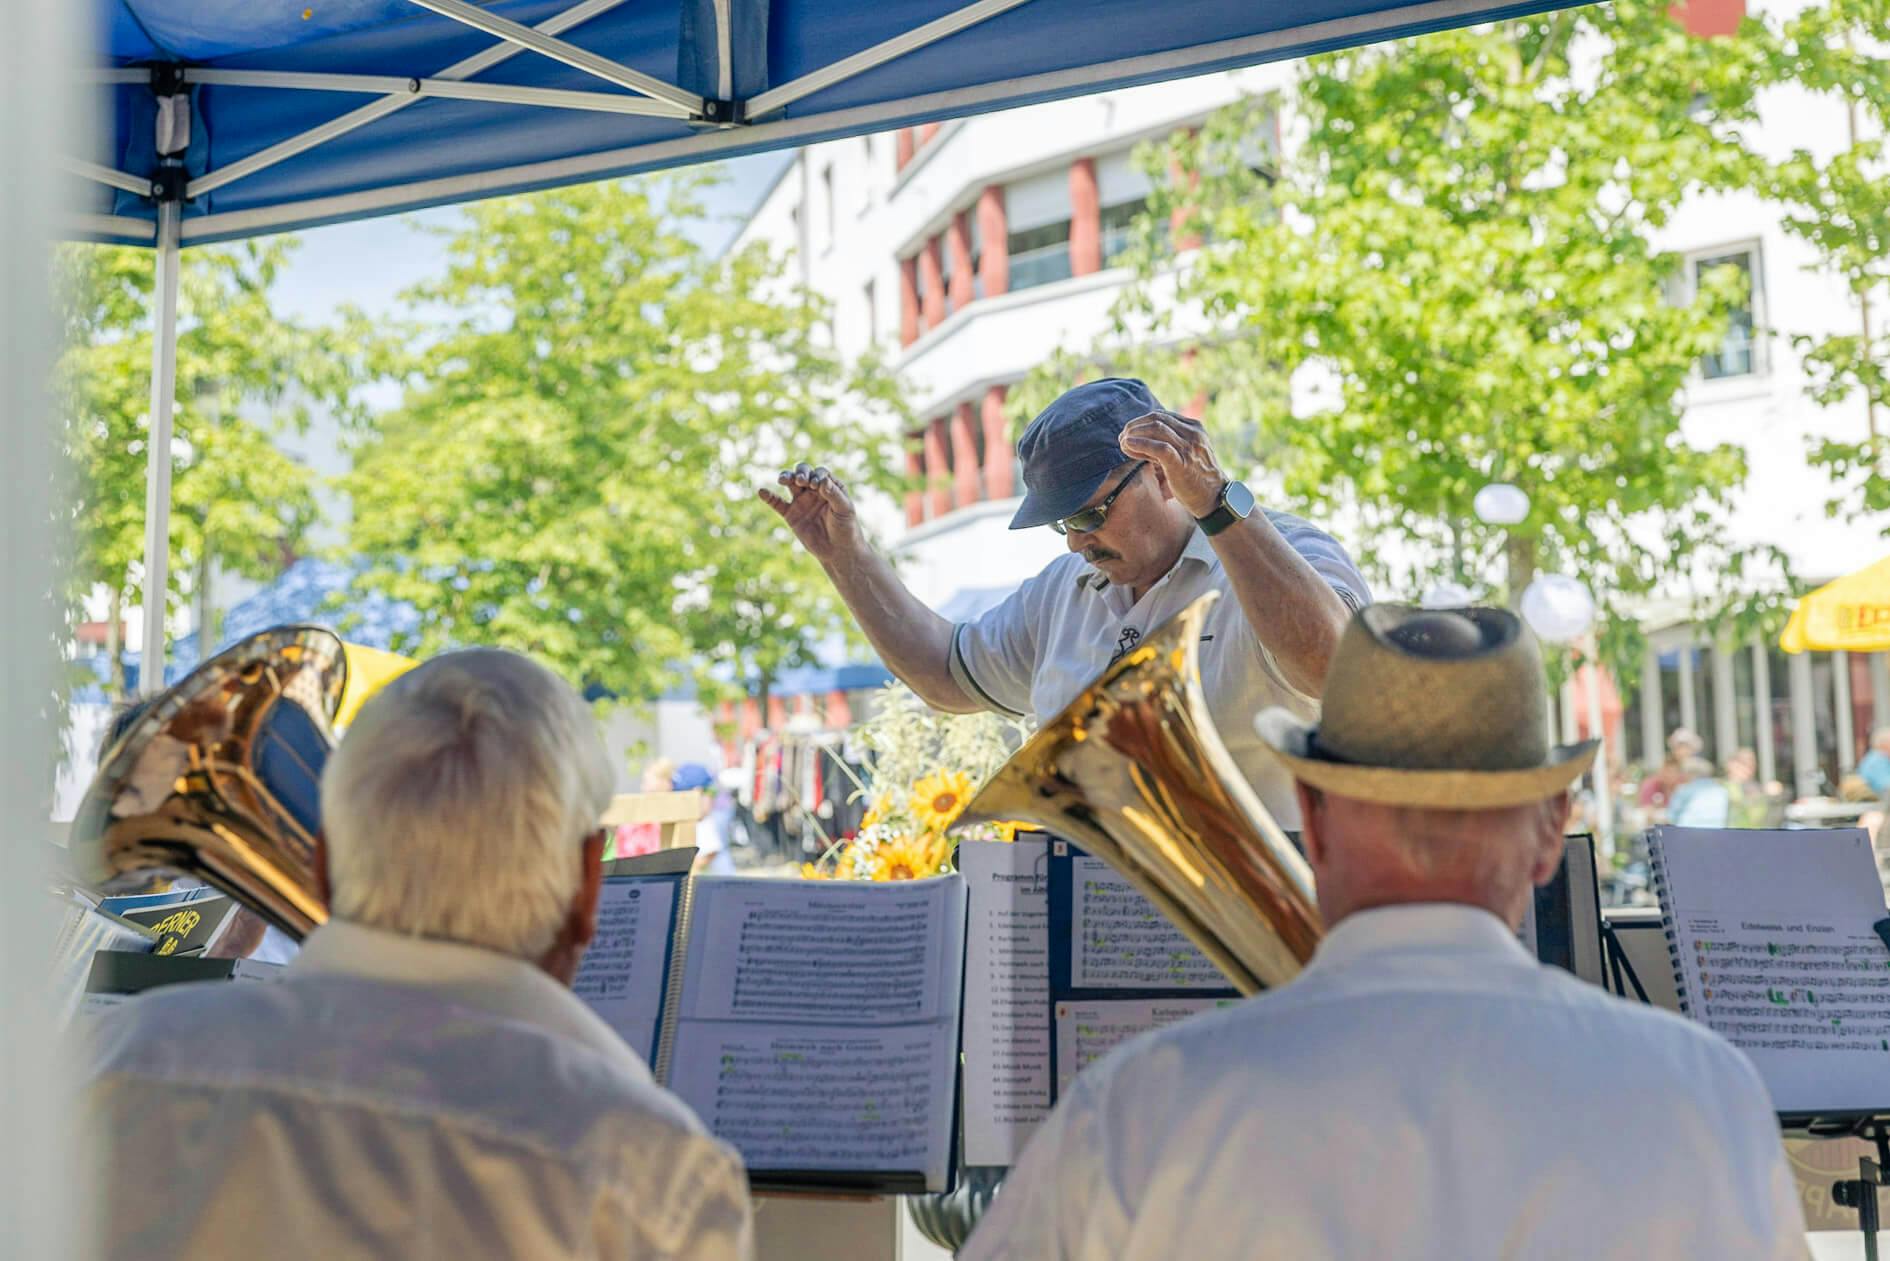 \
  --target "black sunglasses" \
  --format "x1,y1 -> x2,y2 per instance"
1050,462 -> 1147,536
